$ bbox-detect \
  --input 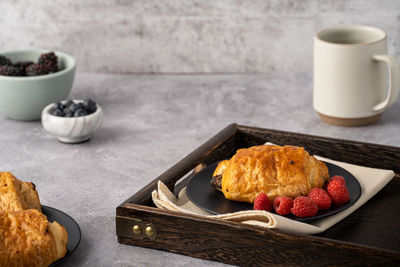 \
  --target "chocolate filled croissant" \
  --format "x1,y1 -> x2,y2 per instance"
0,172 -> 68,266
210,145 -> 329,203
0,172 -> 42,213
0,209 -> 68,267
